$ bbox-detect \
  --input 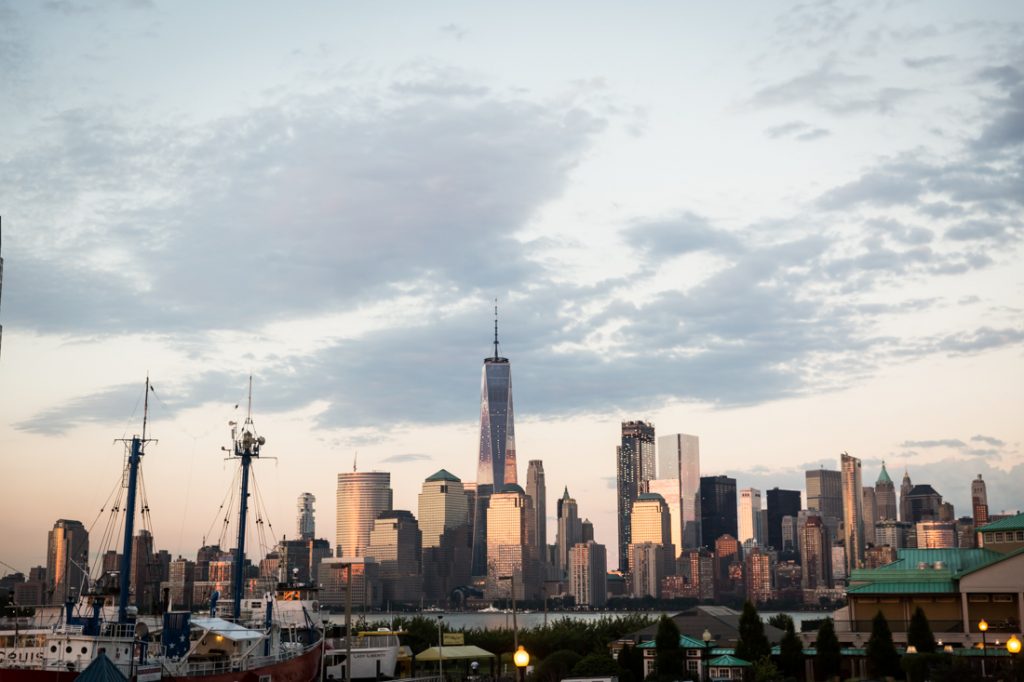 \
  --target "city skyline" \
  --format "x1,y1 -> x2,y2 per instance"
1,1 -> 1023,572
